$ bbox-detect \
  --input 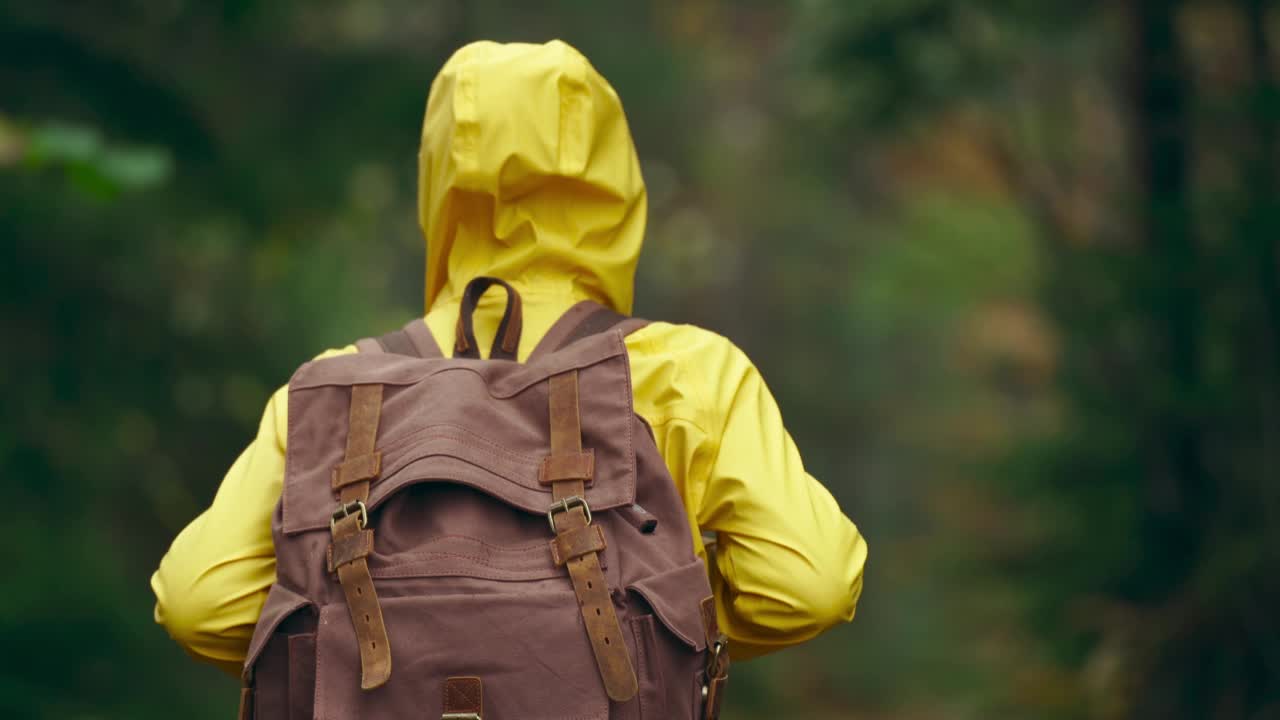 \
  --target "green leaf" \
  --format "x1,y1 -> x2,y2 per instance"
25,122 -> 102,166
98,146 -> 173,189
